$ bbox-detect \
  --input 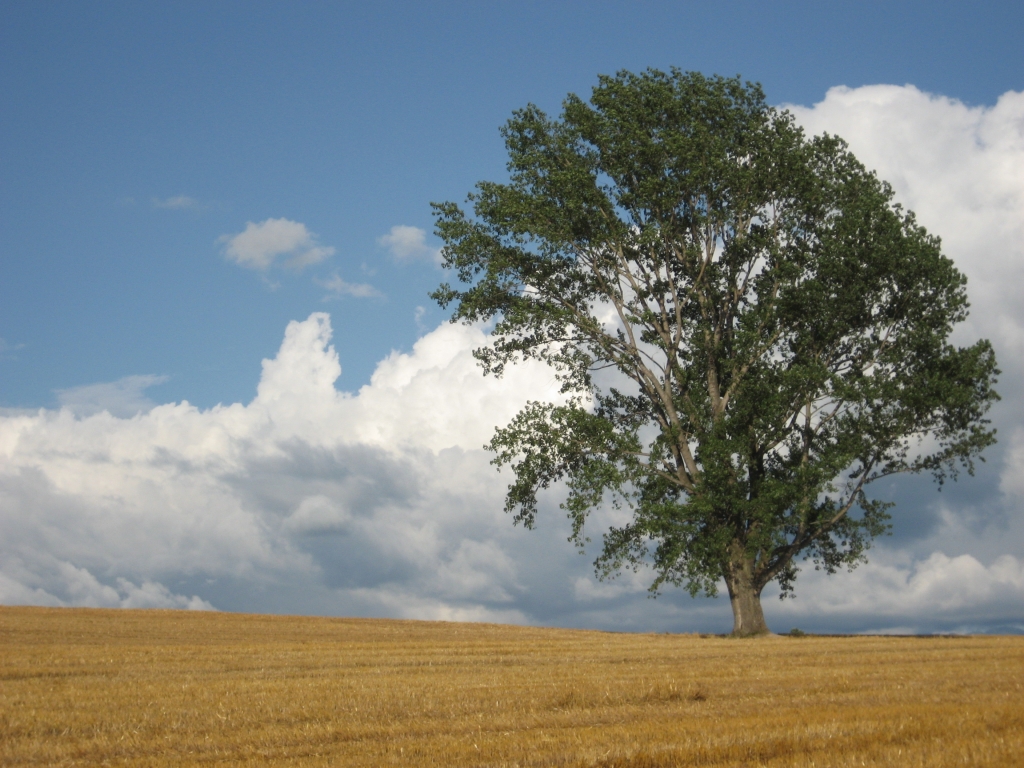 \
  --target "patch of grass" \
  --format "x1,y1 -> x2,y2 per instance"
1,606 -> 1022,766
